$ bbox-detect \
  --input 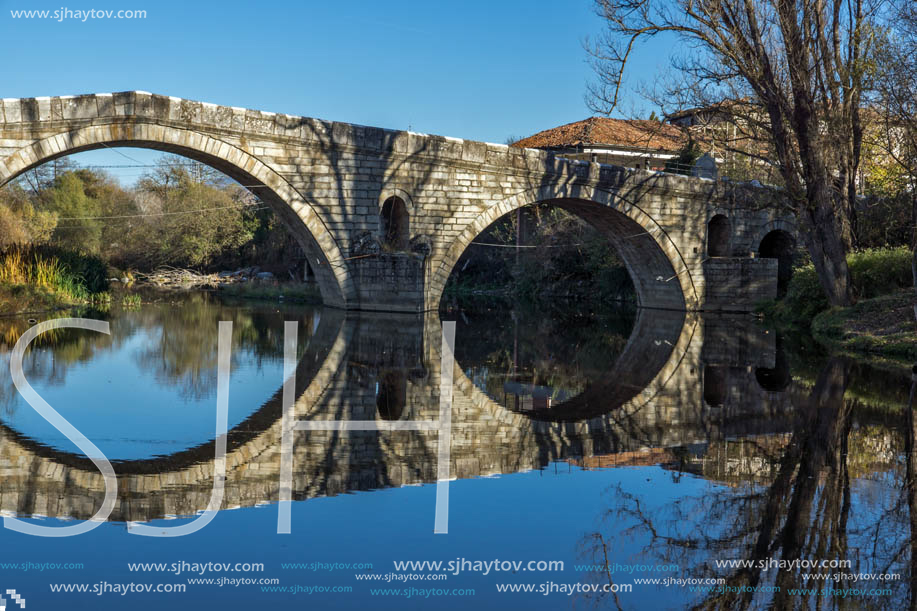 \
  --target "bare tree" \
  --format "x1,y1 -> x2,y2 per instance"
15,156 -> 76,196
585,0 -> 885,306
872,0 -> 917,322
